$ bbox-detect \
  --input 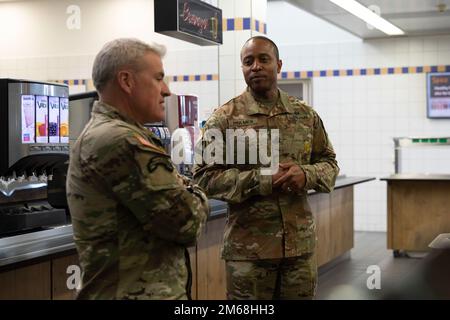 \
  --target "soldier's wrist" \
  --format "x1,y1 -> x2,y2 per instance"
299,165 -> 314,190
258,170 -> 272,196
